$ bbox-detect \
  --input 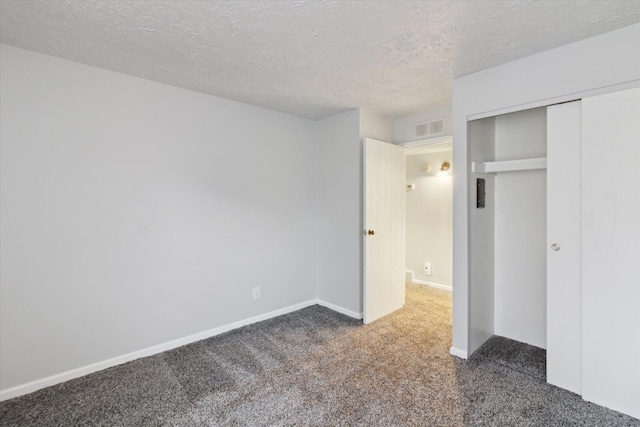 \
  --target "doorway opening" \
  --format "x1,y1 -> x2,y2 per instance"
403,138 -> 453,292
